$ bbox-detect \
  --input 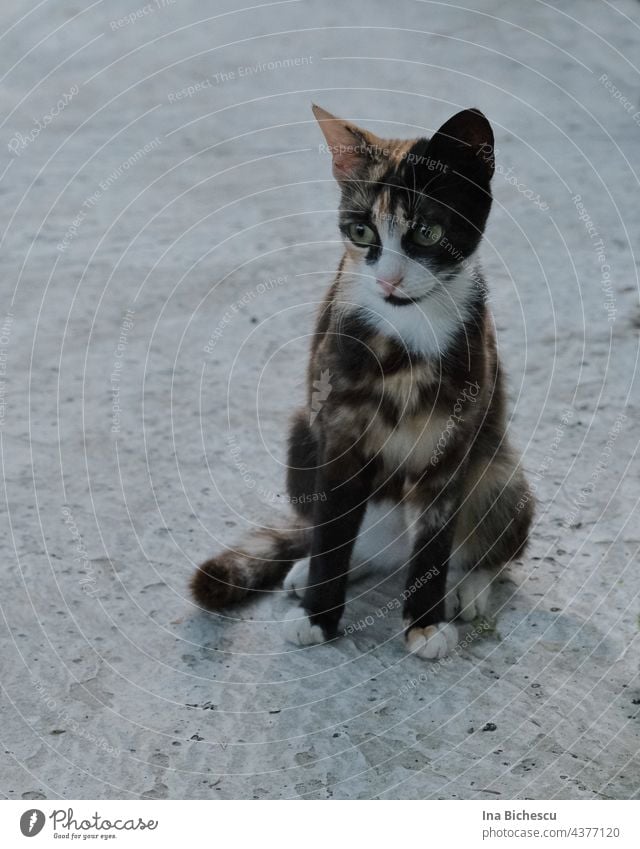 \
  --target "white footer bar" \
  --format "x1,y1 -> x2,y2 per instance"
1,800 -> 638,847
